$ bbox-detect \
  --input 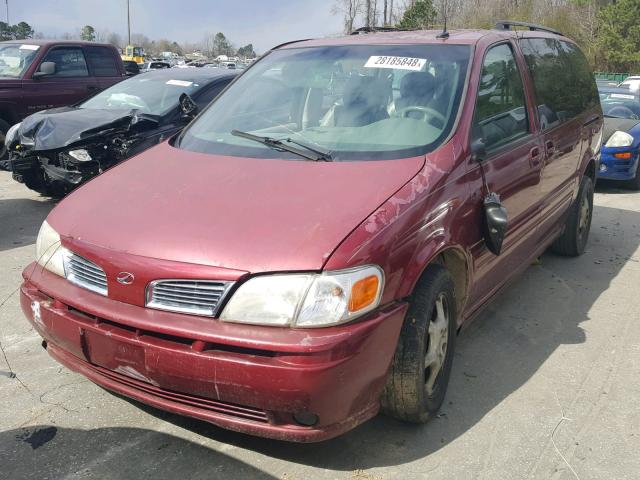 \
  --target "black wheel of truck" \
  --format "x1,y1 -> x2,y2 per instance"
551,175 -> 594,257
381,264 -> 457,423
0,118 -> 10,162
